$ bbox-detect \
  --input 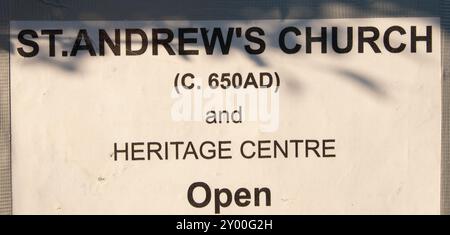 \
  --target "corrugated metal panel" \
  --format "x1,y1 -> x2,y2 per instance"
0,0 -> 11,215
440,0 -> 450,215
